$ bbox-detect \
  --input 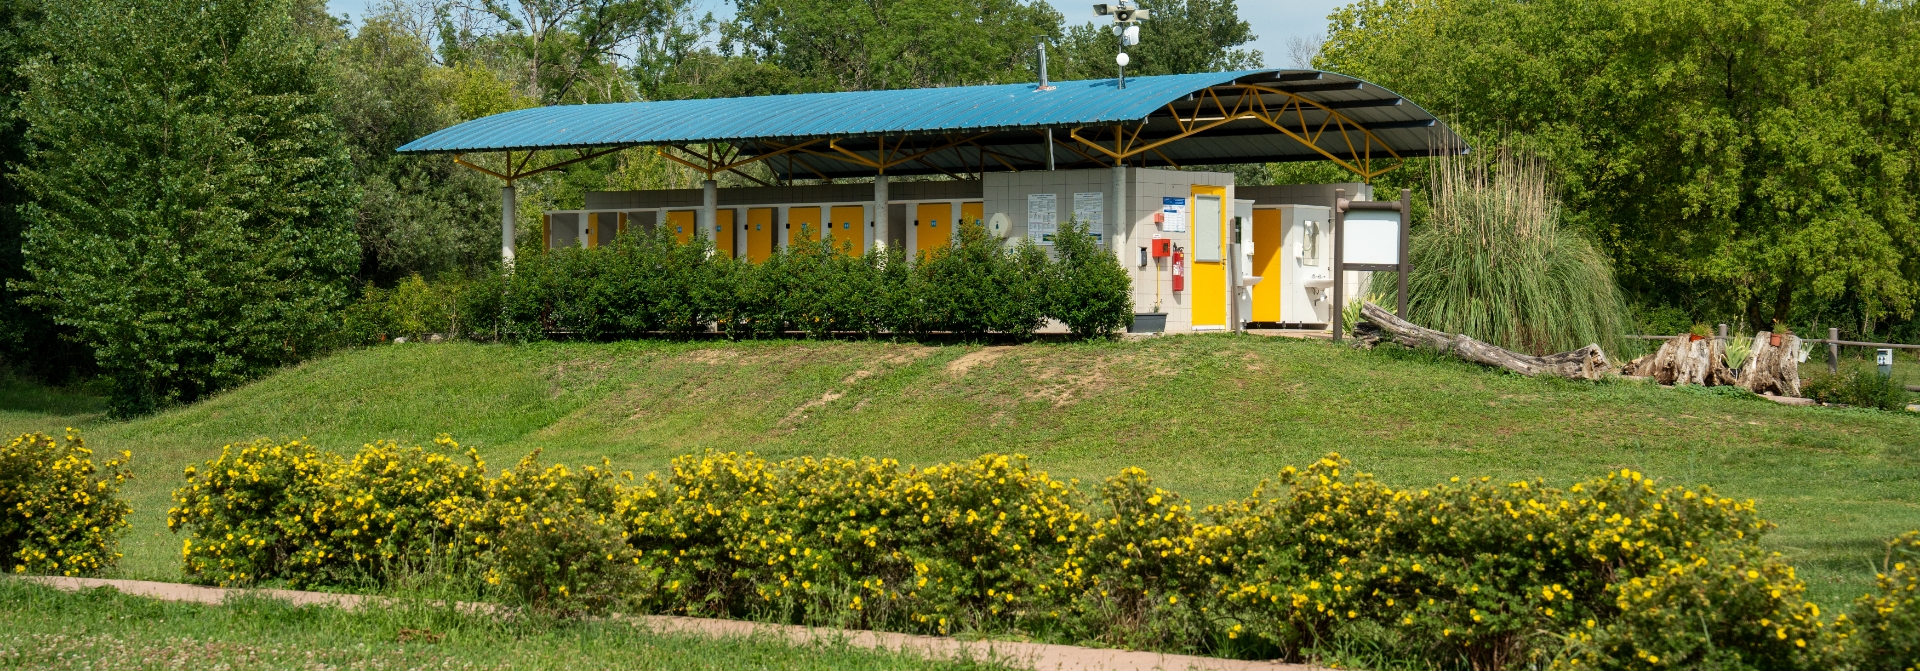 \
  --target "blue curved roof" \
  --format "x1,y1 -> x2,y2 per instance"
399,70 -> 1267,153
396,69 -> 1465,179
